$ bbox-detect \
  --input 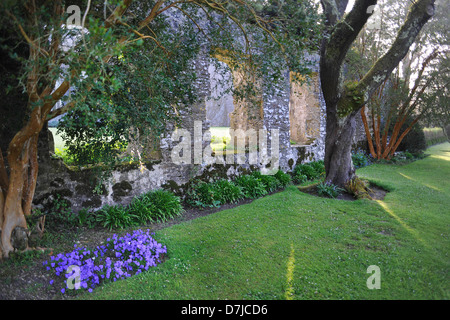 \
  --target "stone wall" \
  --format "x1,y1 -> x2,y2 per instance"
32,49 -> 364,213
